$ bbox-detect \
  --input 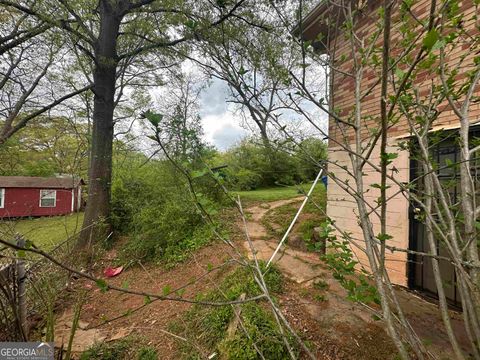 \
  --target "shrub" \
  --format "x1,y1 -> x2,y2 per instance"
212,137 -> 327,191
80,339 -> 133,360
234,168 -> 263,190
111,152 -> 220,264
219,302 -> 294,360
137,347 -> 158,360
80,339 -> 158,360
